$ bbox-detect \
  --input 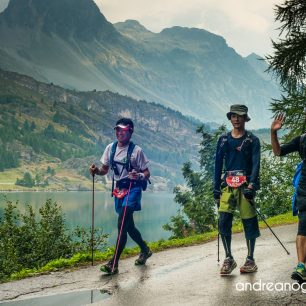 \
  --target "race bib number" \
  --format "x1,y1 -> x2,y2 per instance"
226,175 -> 247,188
